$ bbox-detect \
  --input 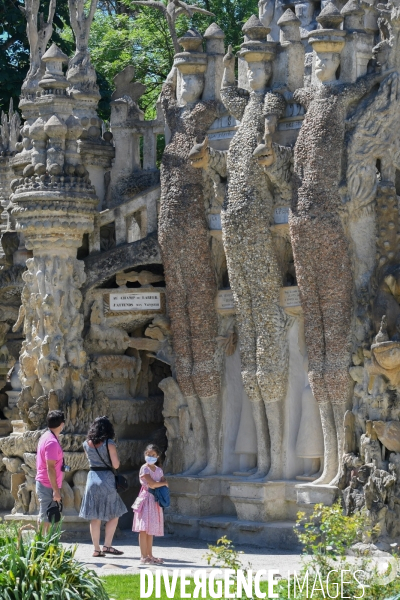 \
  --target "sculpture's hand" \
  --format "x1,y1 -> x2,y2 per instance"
165,66 -> 178,88
223,45 -> 235,70
222,45 -> 236,88
259,0 -> 274,28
